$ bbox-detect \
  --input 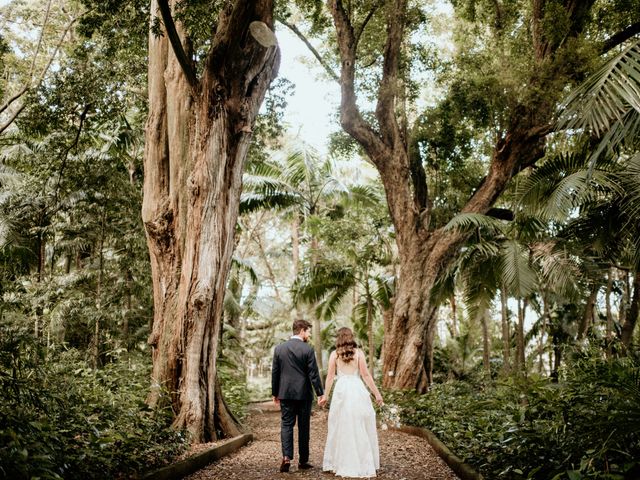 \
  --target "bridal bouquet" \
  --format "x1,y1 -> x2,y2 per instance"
378,403 -> 401,430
